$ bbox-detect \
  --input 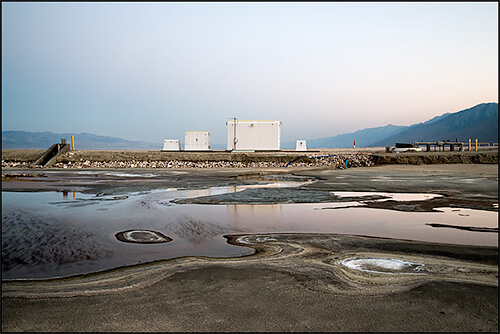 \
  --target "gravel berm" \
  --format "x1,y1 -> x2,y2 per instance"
2,148 -> 497,169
